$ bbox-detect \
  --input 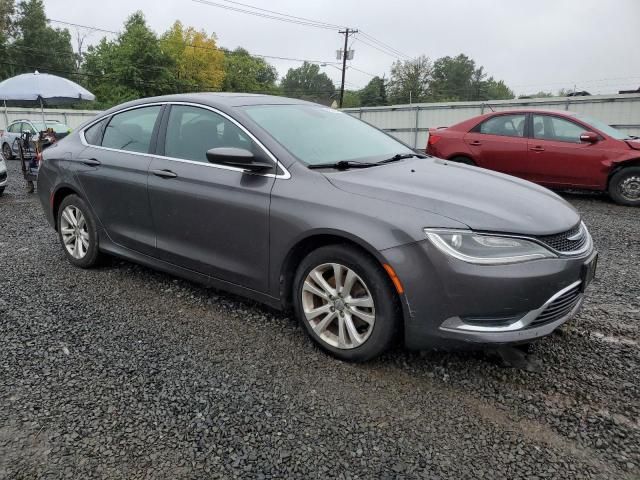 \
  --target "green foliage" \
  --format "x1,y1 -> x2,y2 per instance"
388,55 -> 432,104
82,12 -> 176,107
280,62 -> 335,103
161,21 -> 225,92
341,90 -> 361,108
518,90 -> 554,99
9,0 -> 76,78
0,0 -> 16,80
359,76 -> 387,107
223,48 -> 277,93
